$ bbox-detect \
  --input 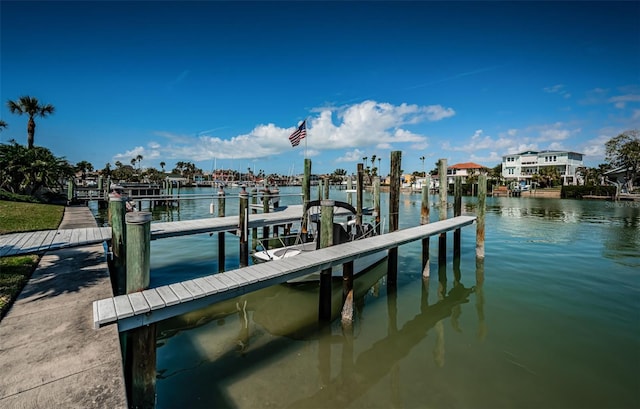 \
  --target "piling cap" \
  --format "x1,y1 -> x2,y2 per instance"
125,211 -> 152,224
321,199 -> 335,206
108,193 -> 126,202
